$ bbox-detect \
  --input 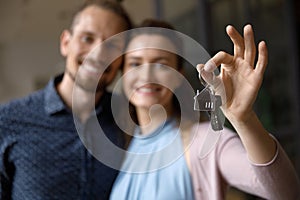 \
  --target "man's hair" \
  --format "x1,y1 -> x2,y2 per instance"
70,0 -> 132,32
